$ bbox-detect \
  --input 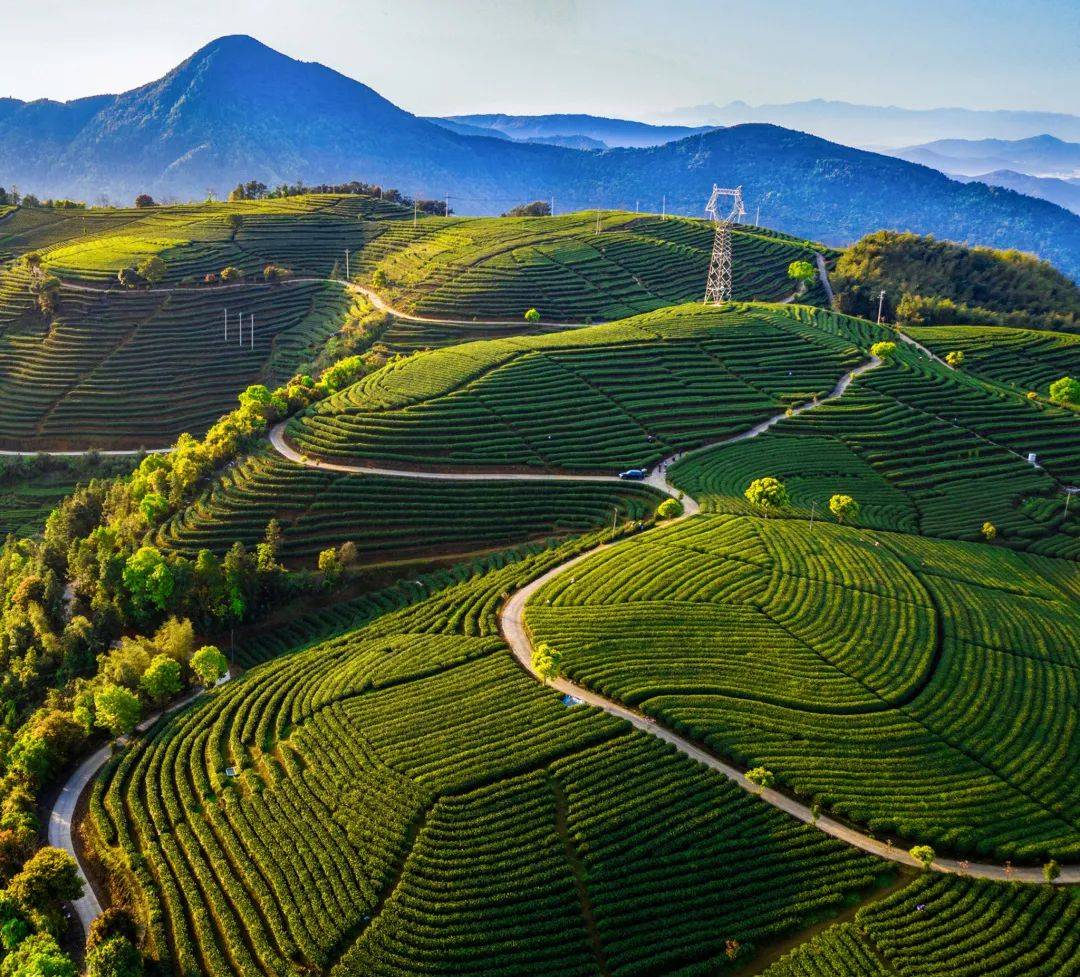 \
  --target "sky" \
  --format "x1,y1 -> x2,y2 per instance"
2,0 -> 1078,117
